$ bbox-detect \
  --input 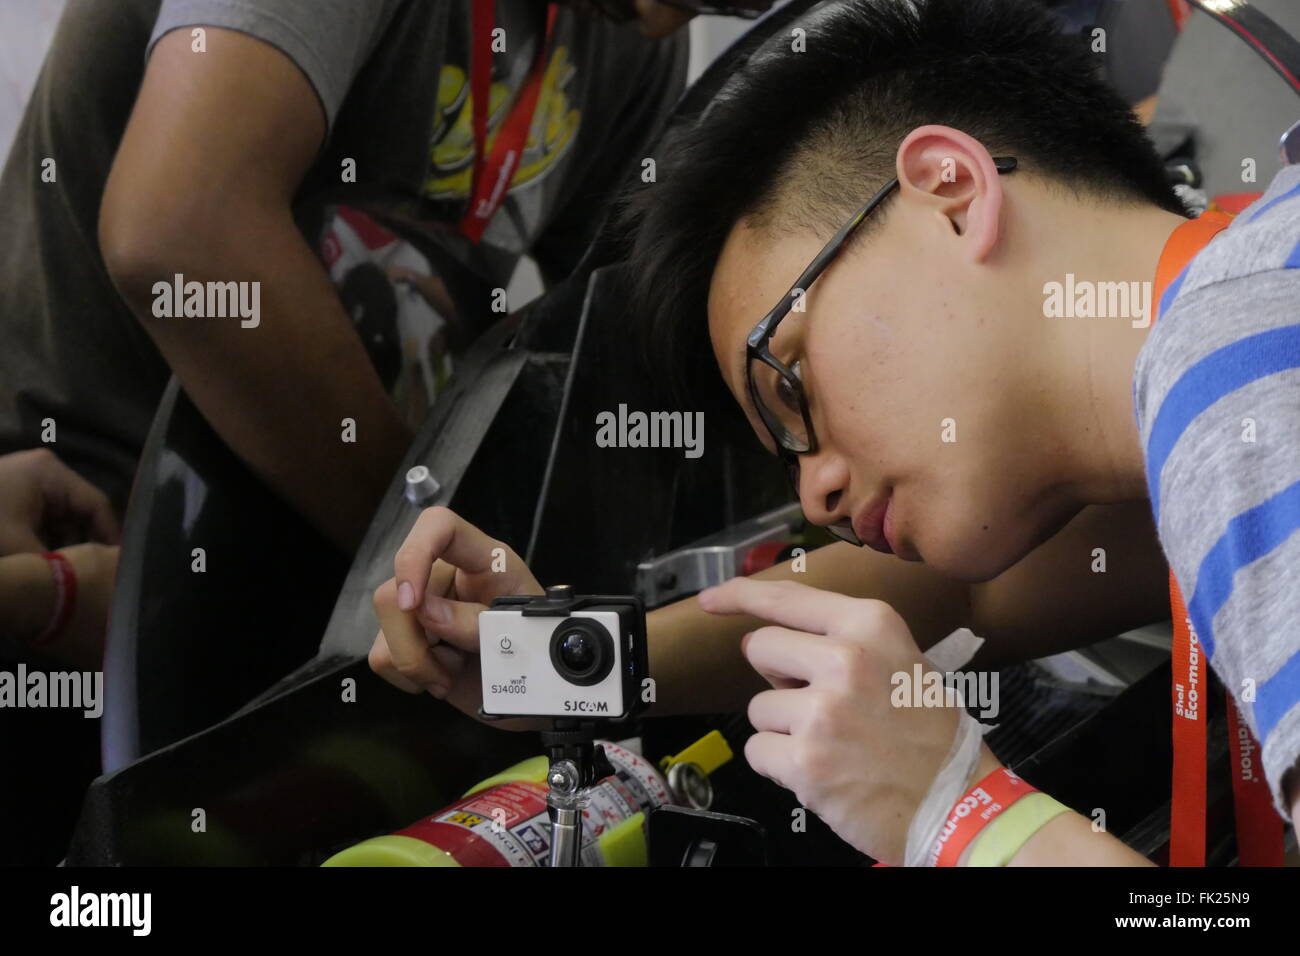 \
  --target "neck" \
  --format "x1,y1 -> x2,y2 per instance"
1037,200 -> 1190,506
